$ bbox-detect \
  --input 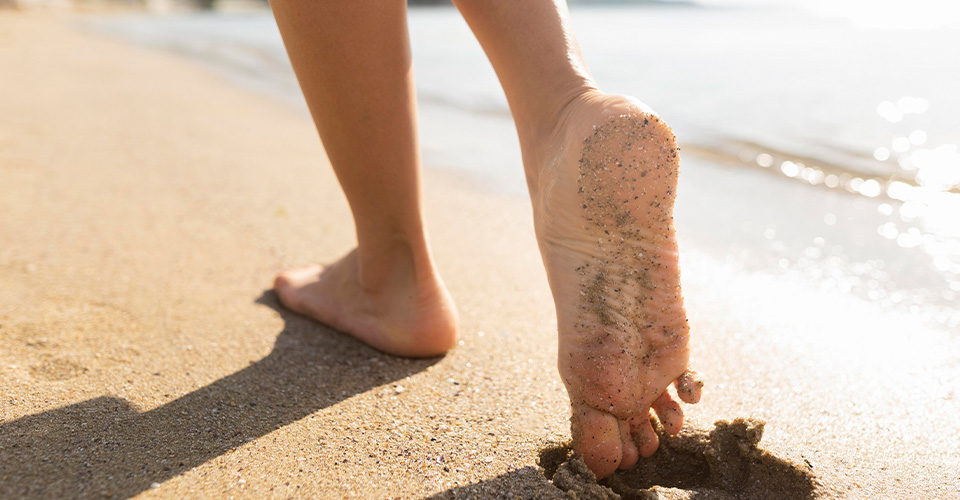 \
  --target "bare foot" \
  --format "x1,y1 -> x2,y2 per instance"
529,92 -> 703,478
274,249 -> 458,358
